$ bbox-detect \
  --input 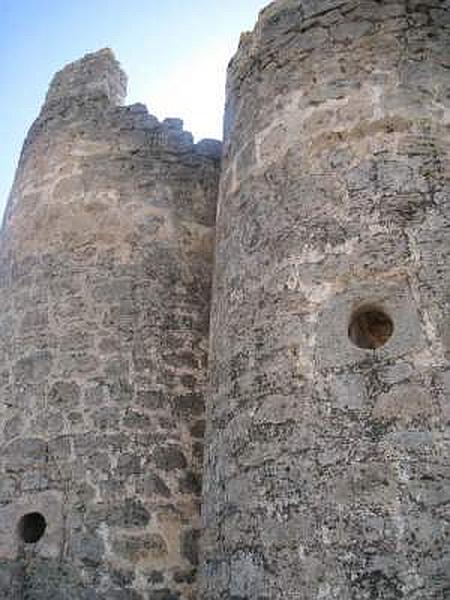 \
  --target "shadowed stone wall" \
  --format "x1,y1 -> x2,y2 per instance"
0,49 -> 221,599
200,1 -> 450,598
